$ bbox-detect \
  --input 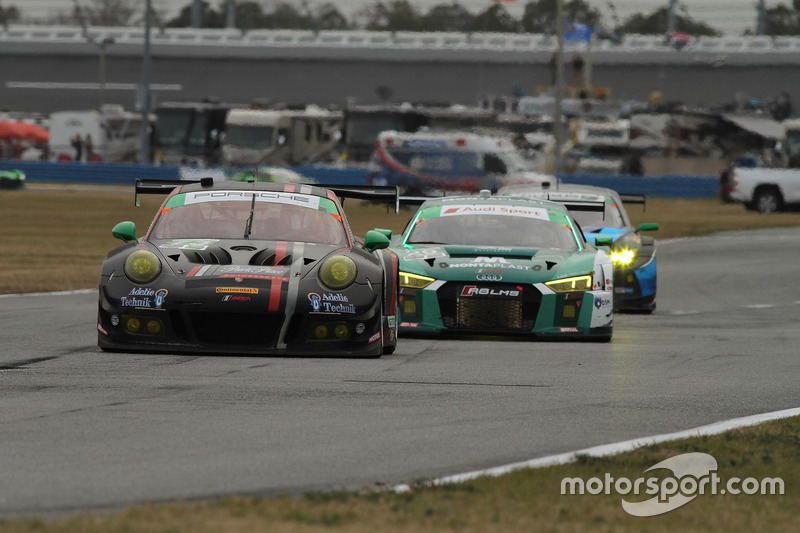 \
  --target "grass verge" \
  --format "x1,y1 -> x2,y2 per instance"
0,415 -> 796,532
2,185 -> 800,295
